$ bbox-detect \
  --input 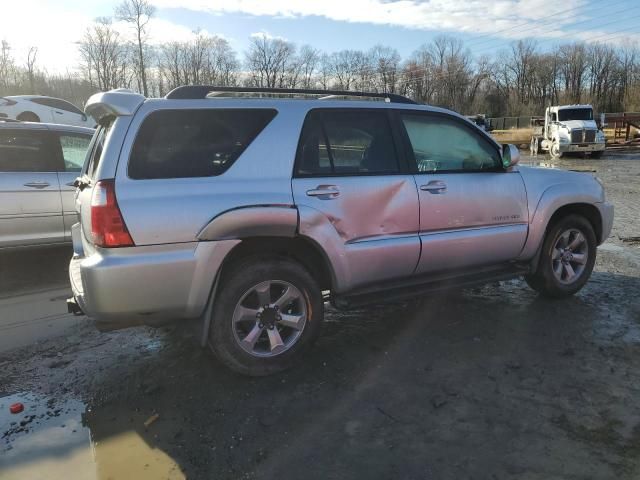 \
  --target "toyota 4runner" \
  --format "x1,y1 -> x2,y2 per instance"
68,86 -> 614,376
